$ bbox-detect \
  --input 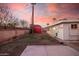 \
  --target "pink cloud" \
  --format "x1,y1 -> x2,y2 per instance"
8,3 -> 28,11
35,16 -> 53,25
